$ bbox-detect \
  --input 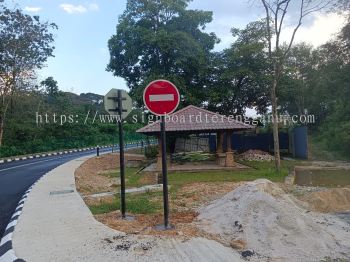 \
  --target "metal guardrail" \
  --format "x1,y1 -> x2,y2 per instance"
0,139 -> 157,164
